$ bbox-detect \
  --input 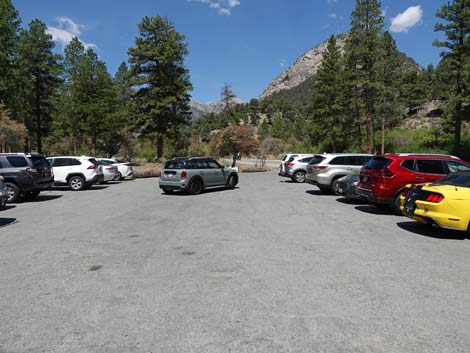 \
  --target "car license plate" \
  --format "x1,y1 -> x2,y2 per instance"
361,175 -> 369,182
404,202 -> 416,216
